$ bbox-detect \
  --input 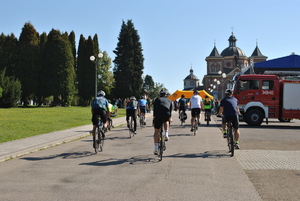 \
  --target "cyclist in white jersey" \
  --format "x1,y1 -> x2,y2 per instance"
189,90 -> 204,132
